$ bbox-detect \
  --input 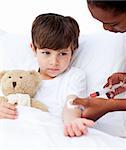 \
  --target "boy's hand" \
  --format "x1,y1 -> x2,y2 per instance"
73,98 -> 111,121
64,118 -> 94,137
104,72 -> 126,98
0,101 -> 17,119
